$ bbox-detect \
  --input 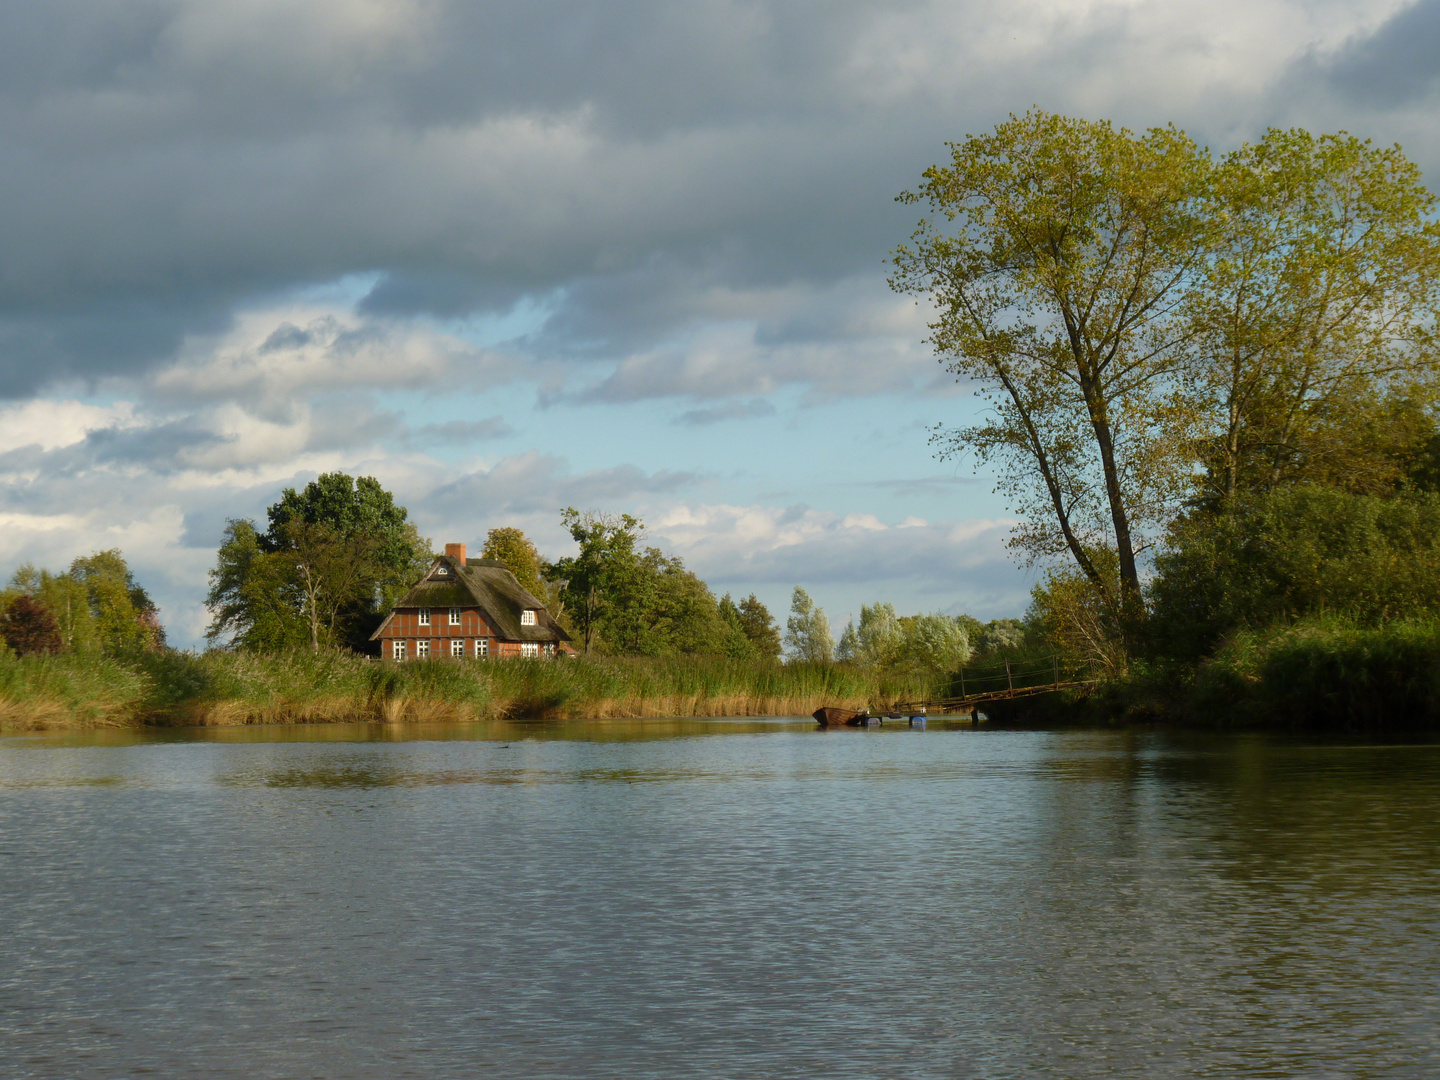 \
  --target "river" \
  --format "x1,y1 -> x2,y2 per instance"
1,719 -> 1437,1078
